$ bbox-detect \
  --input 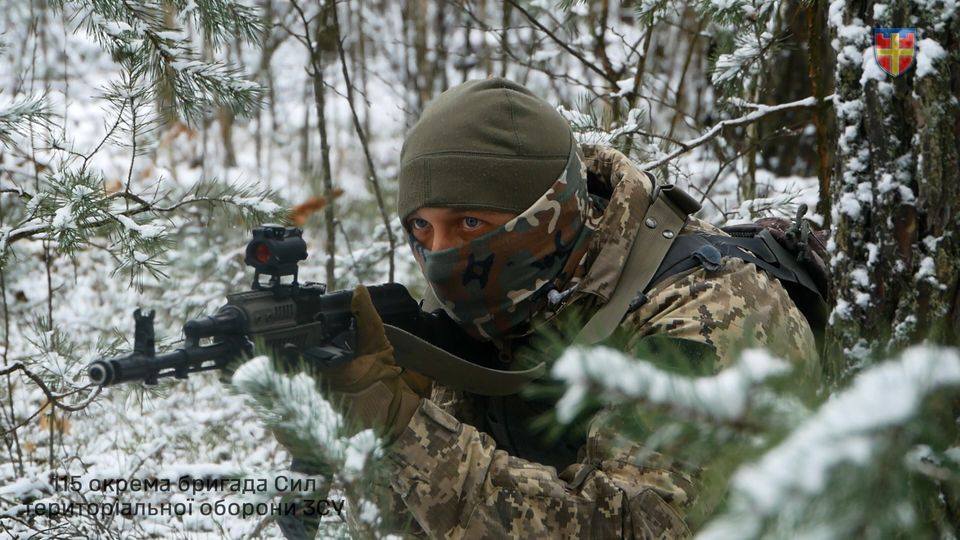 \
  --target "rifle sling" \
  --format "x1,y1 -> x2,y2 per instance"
383,324 -> 546,396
